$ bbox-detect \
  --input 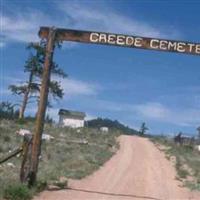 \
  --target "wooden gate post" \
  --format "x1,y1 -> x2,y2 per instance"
28,27 -> 57,186
20,134 -> 32,183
